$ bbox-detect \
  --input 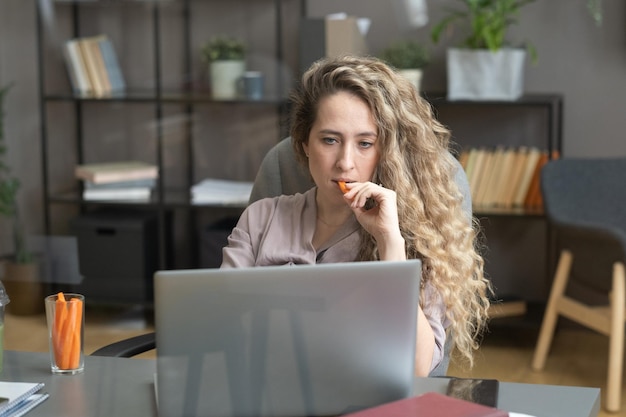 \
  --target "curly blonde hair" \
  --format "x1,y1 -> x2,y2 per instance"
290,55 -> 491,367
